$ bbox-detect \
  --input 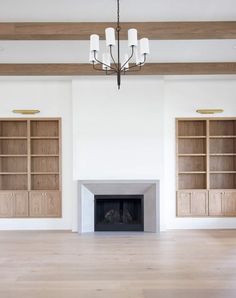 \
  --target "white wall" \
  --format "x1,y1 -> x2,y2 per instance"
0,79 -> 75,230
72,77 -> 164,180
